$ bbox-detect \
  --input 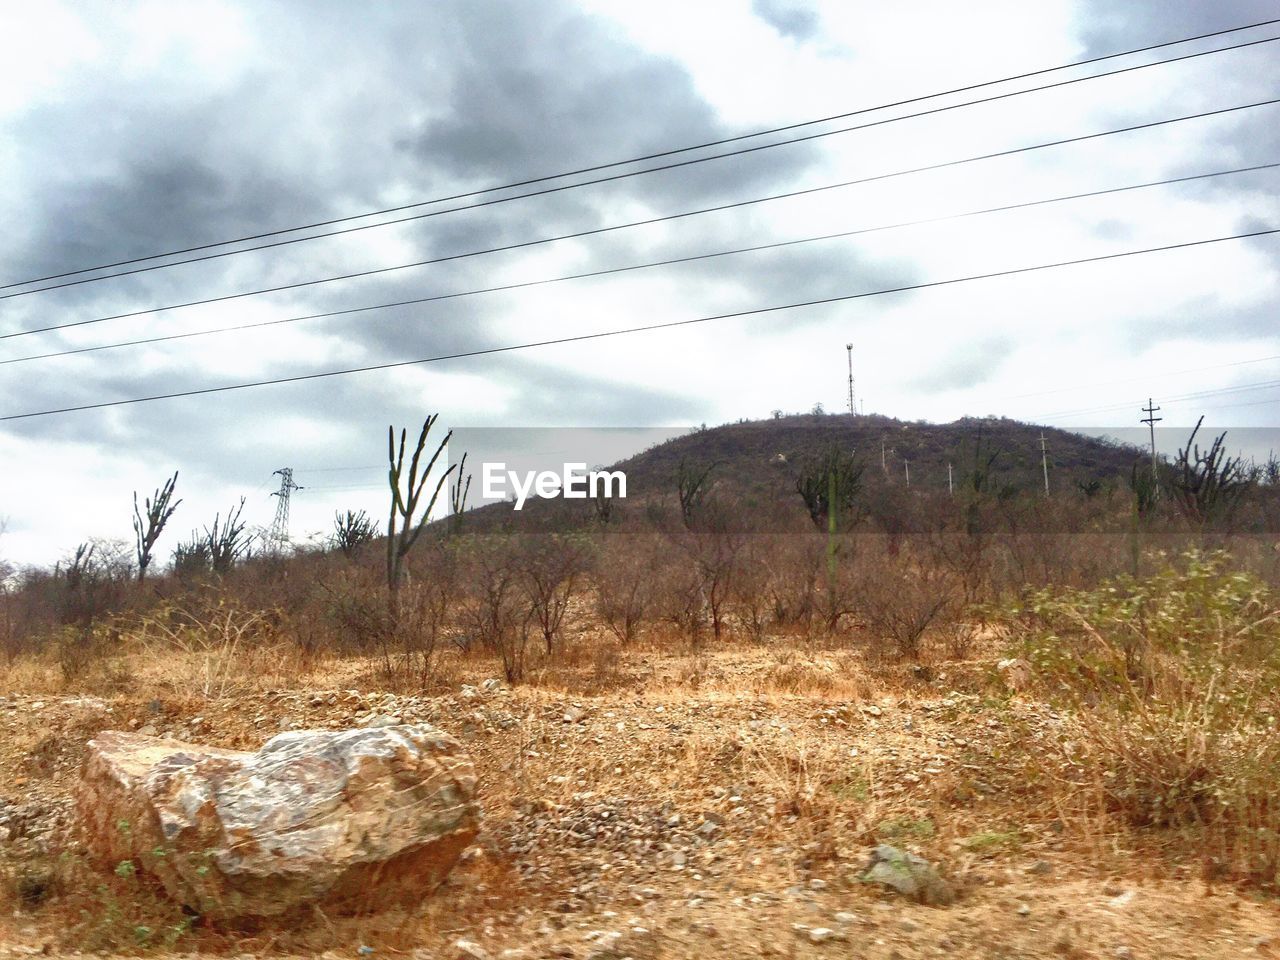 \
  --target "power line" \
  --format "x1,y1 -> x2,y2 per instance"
6,18 -> 1276,296
294,464 -> 383,473
1197,392 -> 1280,413
1035,377 -> 1280,421
3,226 -> 1275,422
5,160 -> 1275,367
993,352 -> 1280,402
7,97 -> 1277,344
304,484 -> 387,492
